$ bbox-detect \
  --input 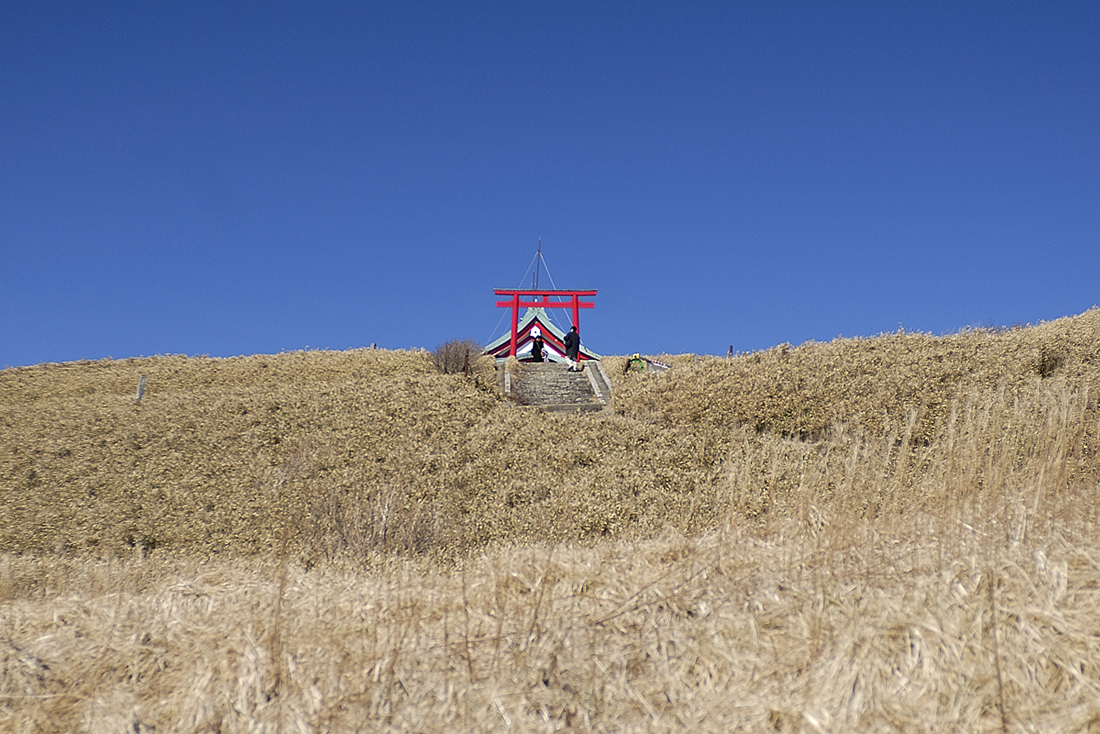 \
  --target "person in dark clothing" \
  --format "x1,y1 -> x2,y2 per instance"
531,335 -> 545,362
564,326 -> 580,371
